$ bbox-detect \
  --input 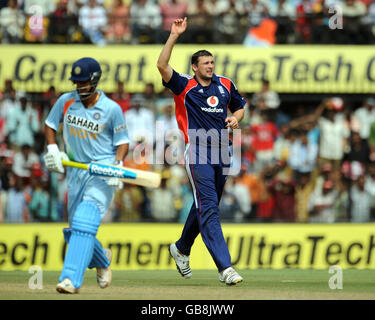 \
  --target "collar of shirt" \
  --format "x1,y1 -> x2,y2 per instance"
193,73 -> 220,87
